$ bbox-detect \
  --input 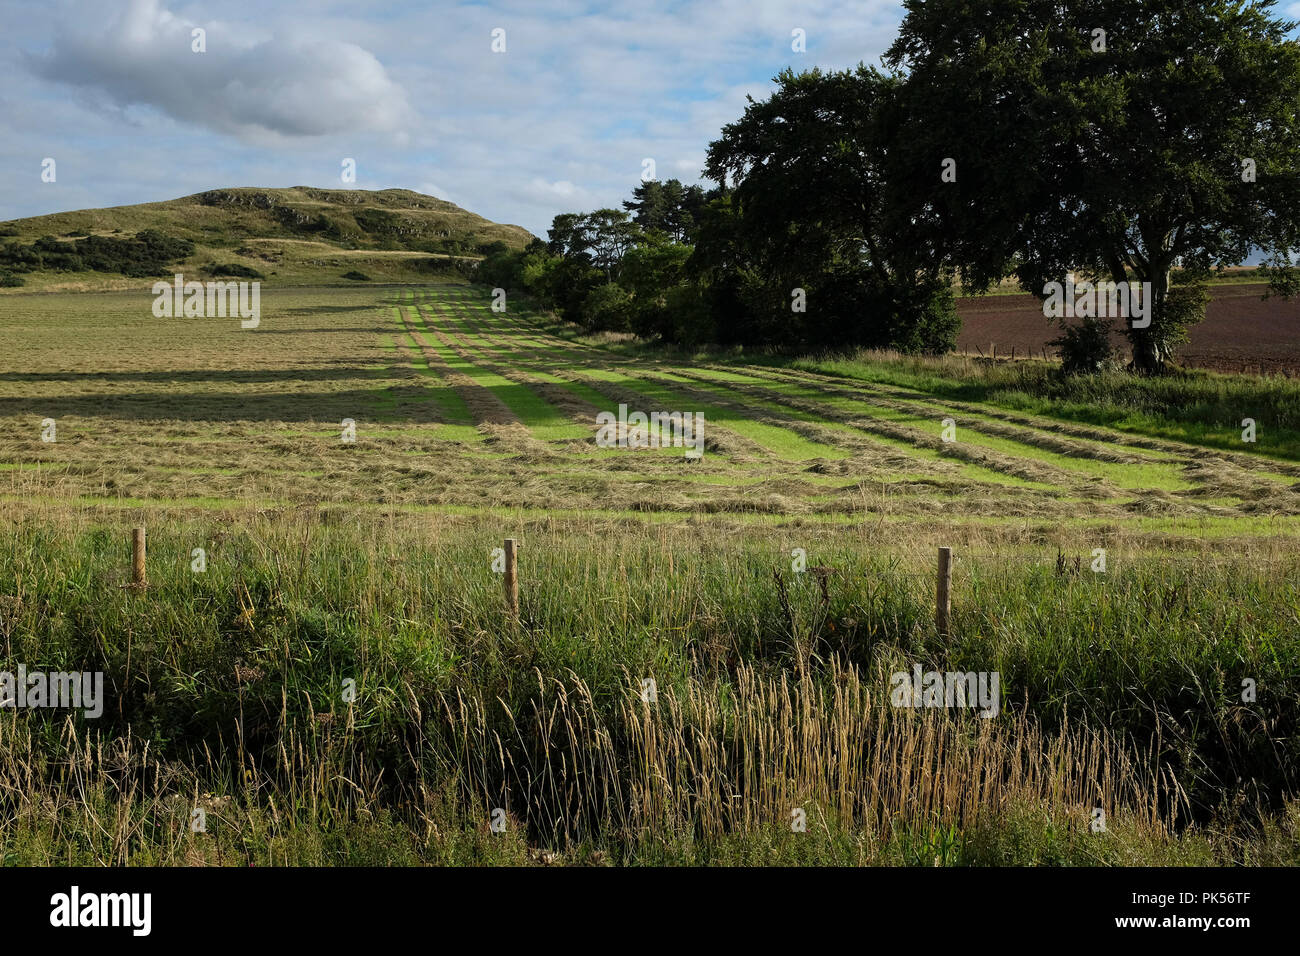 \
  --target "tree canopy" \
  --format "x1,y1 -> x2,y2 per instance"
887,0 -> 1300,372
